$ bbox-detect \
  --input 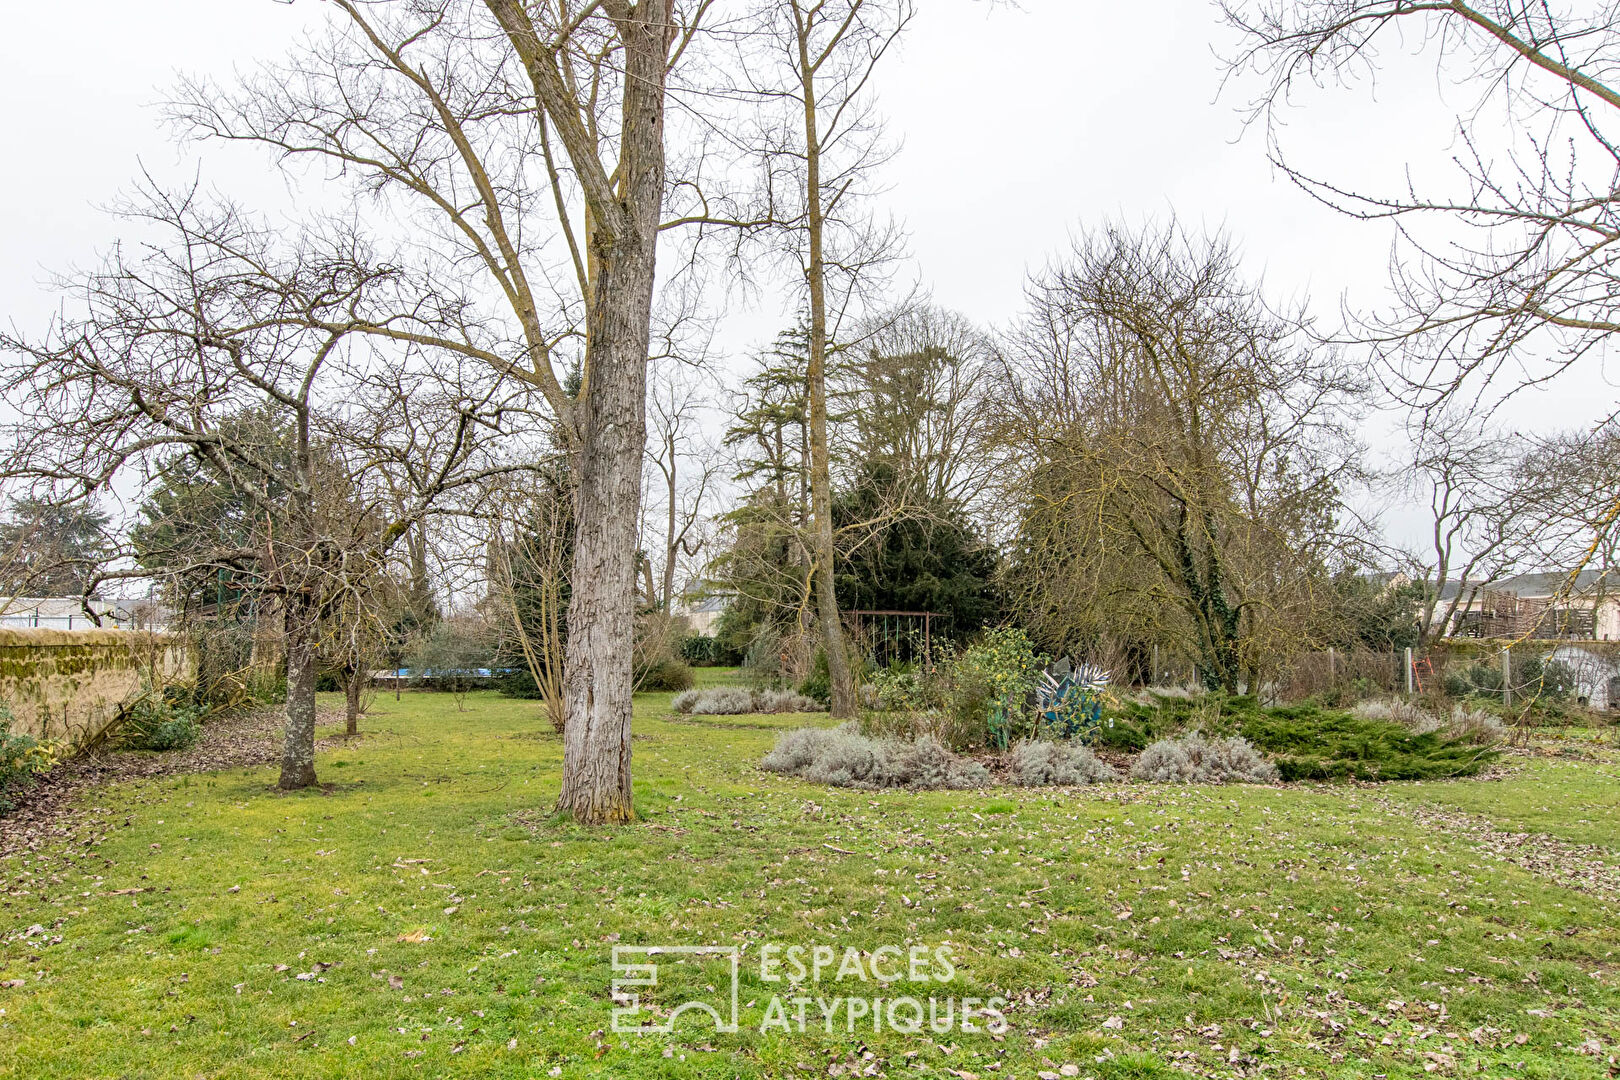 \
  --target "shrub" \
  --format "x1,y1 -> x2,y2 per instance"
798,649 -> 832,706
755,689 -> 822,713
406,618 -> 498,709
1092,690 -> 1211,752
1352,697 -> 1504,745
1445,703 -> 1506,745
762,723 -> 988,790
1237,703 -> 1495,780
857,650 -> 994,750
638,657 -> 695,693
0,705 -> 53,812
1517,656 -> 1577,700
136,713 -> 204,752
679,634 -> 718,666
760,724 -> 841,773
1351,698 -> 1432,729
957,628 -> 1048,749
1440,656 -> 1575,701
689,687 -> 755,714
858,631 -> 1055,751
1008,740 -> 1118,786
1130,731 -> 1278,784
494,666 -> 546,699
671,687 -> 823,715
886,735 -> 991,790
1111,694 -> 1498,781
119,694 -> 206,752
